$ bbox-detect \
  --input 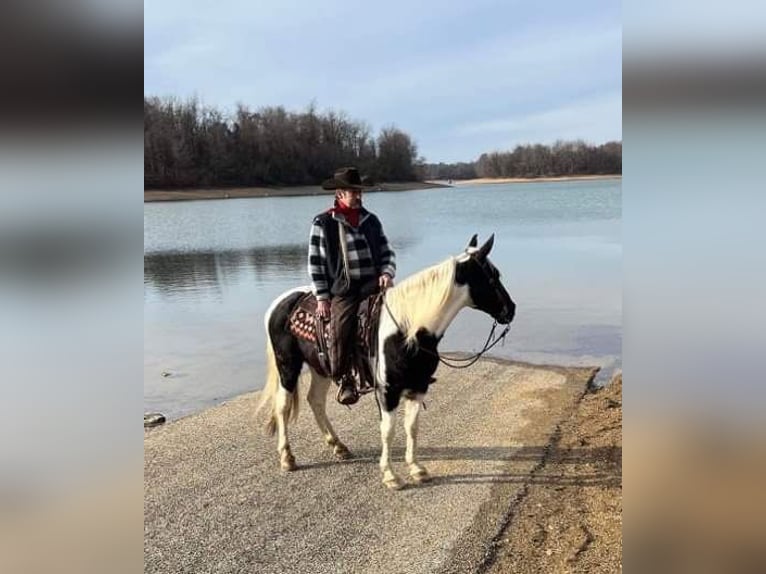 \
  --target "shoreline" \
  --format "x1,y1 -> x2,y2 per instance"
144,181 -> 447,202
144,174 -> 621,202
443,174 -> 621,186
